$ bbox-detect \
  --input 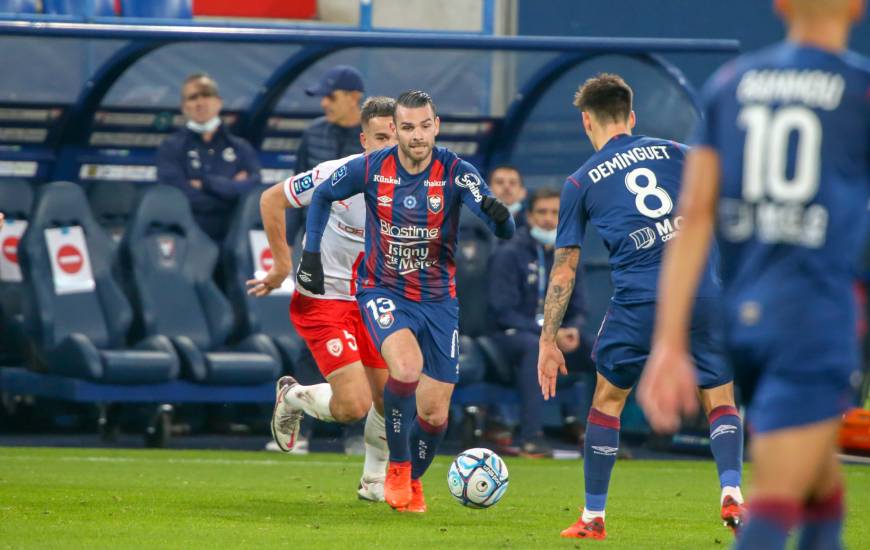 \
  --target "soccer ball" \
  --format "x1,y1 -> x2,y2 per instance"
447,447 -> 509,508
